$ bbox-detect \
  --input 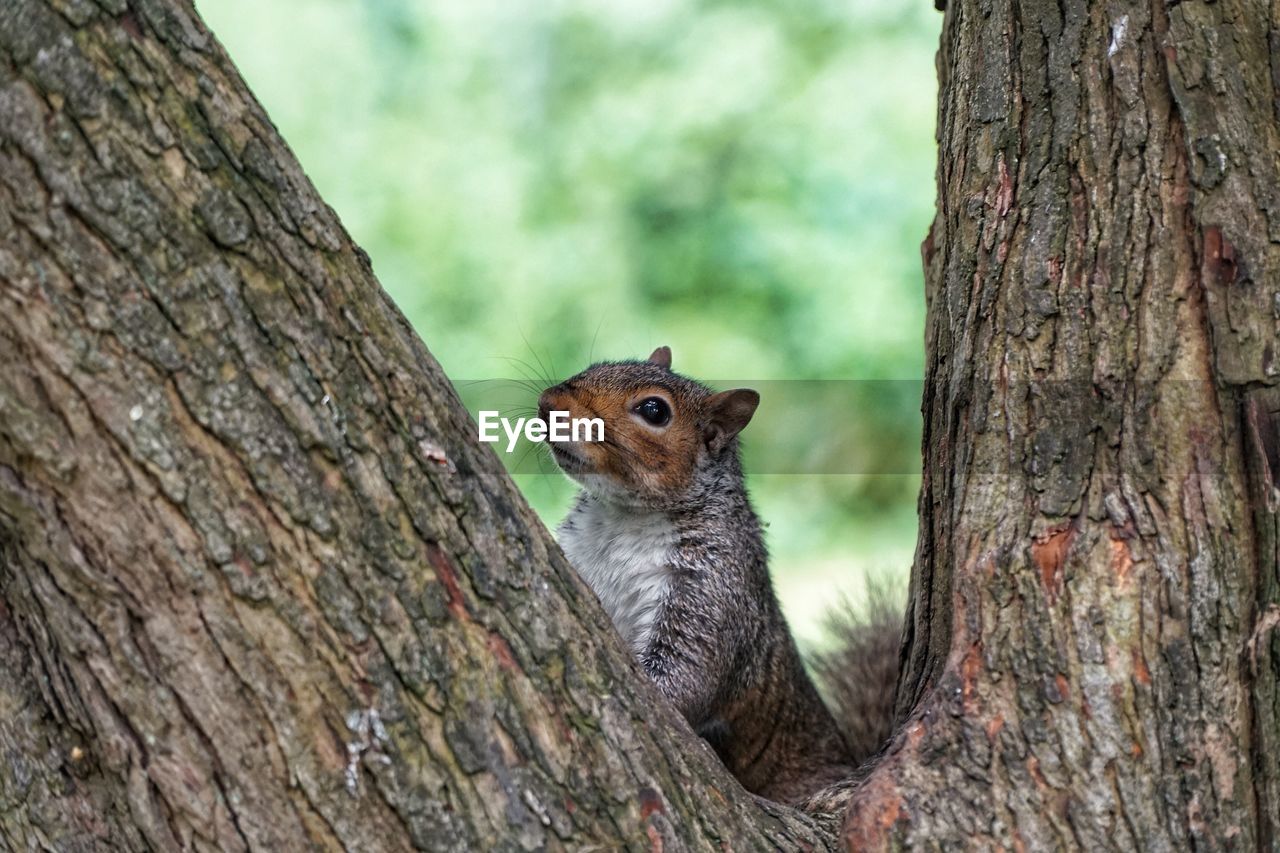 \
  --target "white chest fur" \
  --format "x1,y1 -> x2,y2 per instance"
557,500 -> 677,656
